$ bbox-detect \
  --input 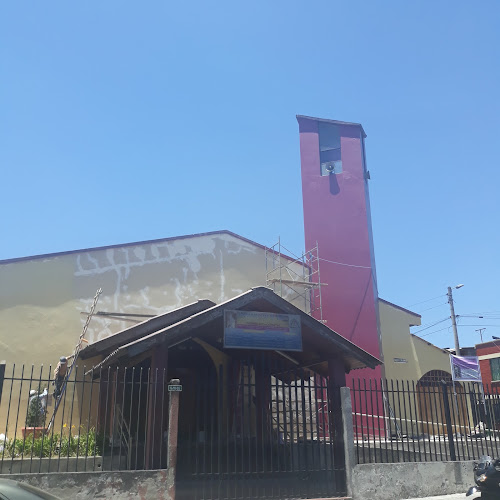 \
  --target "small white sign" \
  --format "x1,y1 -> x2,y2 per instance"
168,384 -> 182,392
393,358 -> 408,363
